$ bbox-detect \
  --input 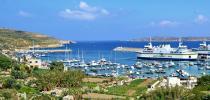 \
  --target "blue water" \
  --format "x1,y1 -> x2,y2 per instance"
41,41 -> 209,62
39,41 -> 210,78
